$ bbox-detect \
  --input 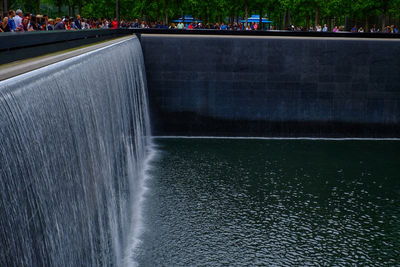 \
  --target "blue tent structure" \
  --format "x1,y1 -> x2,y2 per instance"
172,15 -> 202,24
239,14 -> 273,24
